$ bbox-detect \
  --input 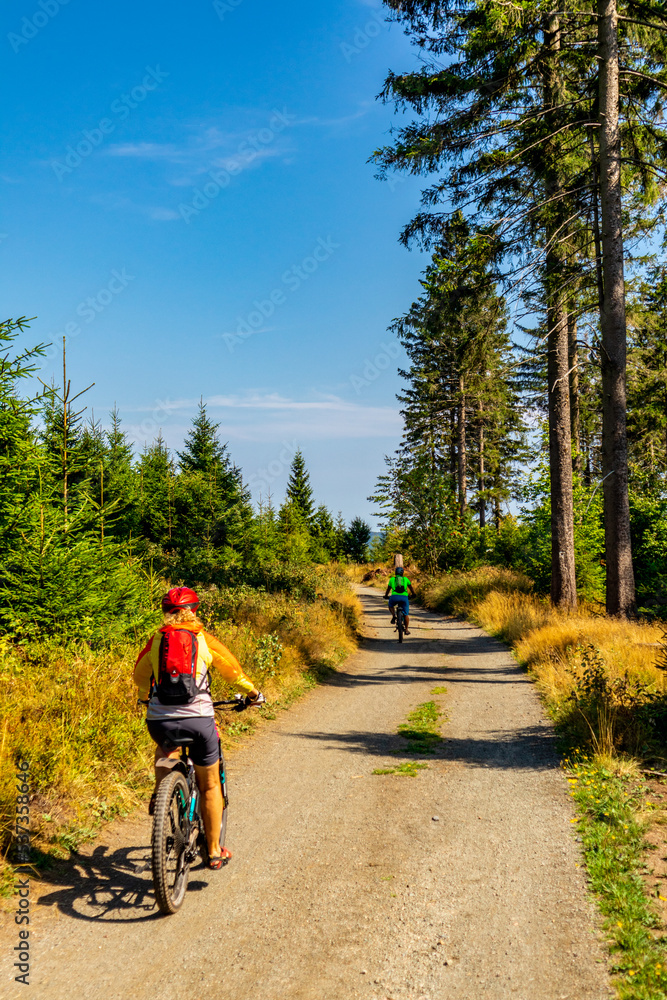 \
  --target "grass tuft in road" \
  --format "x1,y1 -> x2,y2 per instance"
374,699 -> 446,777
397,700 -> 445,755
373,762 -> 429,777
565,751 -> 667,999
